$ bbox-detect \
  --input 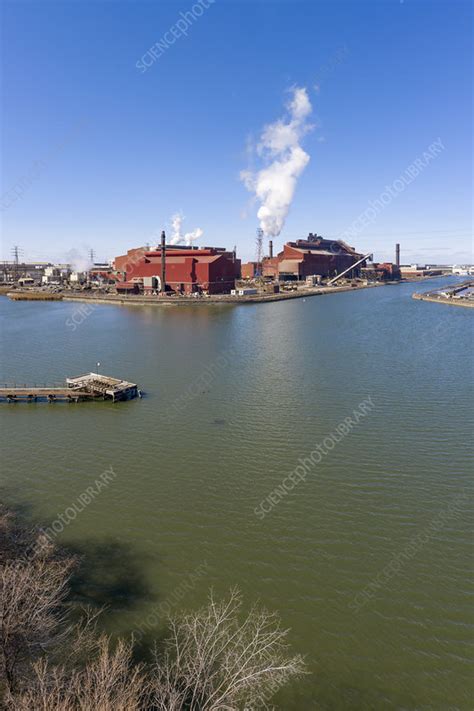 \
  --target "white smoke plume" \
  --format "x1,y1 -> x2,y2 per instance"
184,228 -> 203,246
65,248 -> 93,273
170,213 -> 184,245
241,87 -> 313,237
169,213 -> 203,246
